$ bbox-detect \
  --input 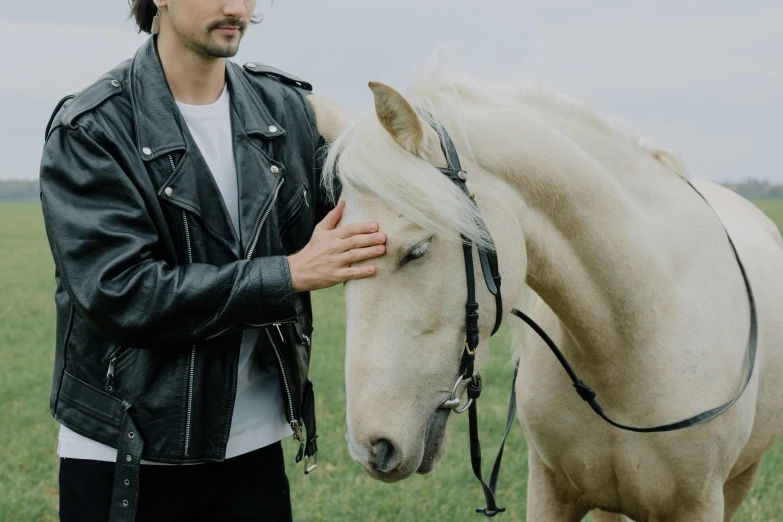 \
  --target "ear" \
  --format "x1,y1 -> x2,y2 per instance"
369,82 -> 440,160
306,94 -> 354,143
